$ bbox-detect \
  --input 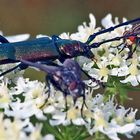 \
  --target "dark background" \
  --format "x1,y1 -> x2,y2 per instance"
0,0 -> 139,139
